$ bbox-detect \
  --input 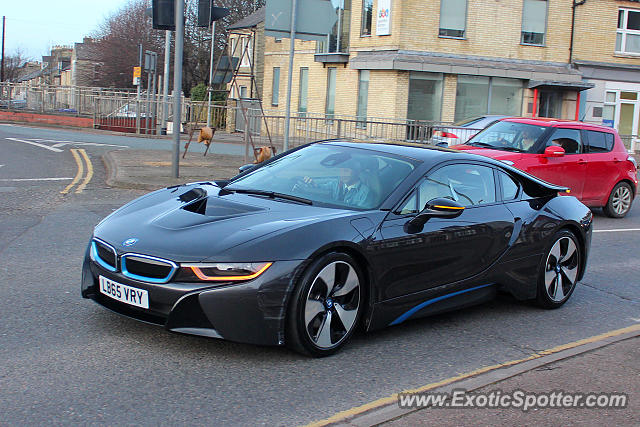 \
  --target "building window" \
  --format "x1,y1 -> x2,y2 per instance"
439,0 -> 467,38
271,67 -> 280,106
616,8 -> 640,54
361,0 -> 373,36
317,0 -> 351,53
454,76 -> 523,122
298,67 -> 309,116
603,91 -> 616,127
240,37 -> 253,67
407,72 -> 443,122
326,67 -> 337,118
356,70 -> 370,128
240,86 -> 248,99
521,0 -> 548,45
